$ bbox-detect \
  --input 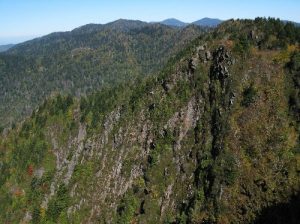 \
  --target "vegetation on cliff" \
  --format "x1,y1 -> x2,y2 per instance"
0,18 -> 299,223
